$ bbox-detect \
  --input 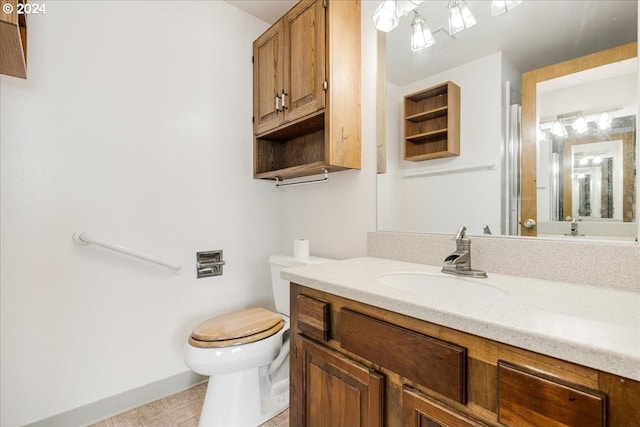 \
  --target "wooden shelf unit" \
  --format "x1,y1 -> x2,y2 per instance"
404,81 -> 460,161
